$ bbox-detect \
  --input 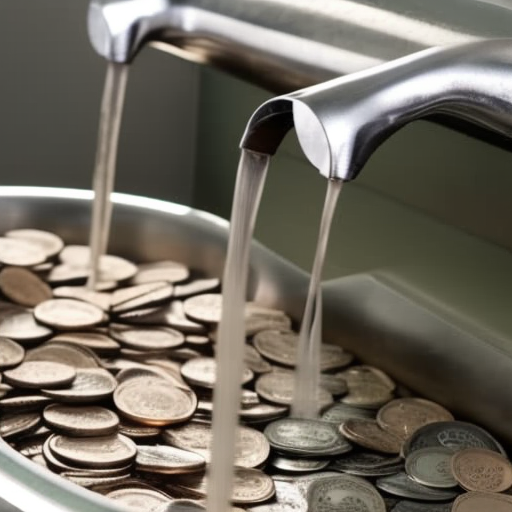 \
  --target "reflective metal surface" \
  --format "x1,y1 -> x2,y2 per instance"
242,39 -> 512,180
87,0 -> 512,93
